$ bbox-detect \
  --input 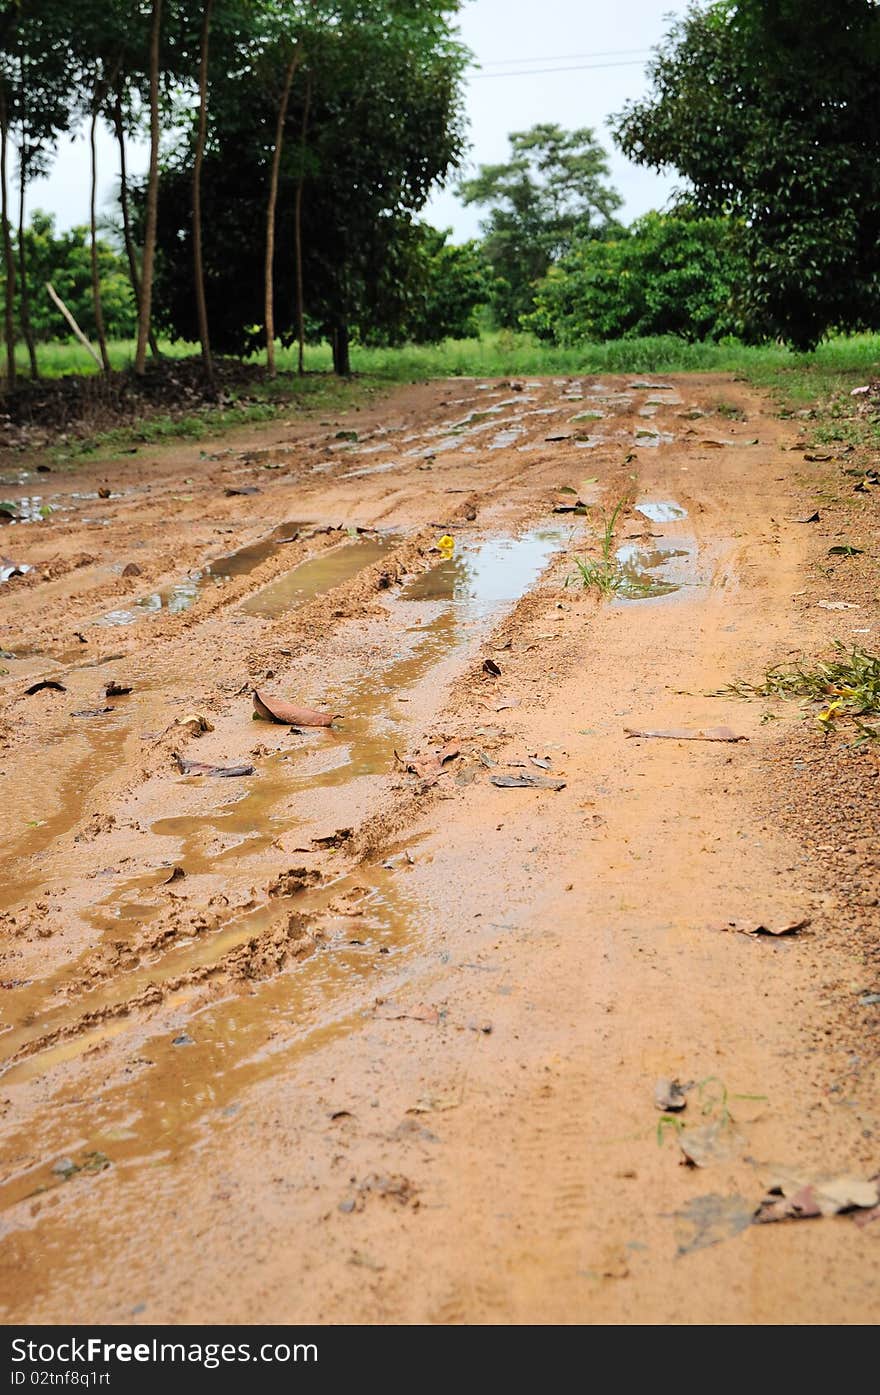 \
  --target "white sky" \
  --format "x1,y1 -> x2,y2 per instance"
26,0 -> 684,239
